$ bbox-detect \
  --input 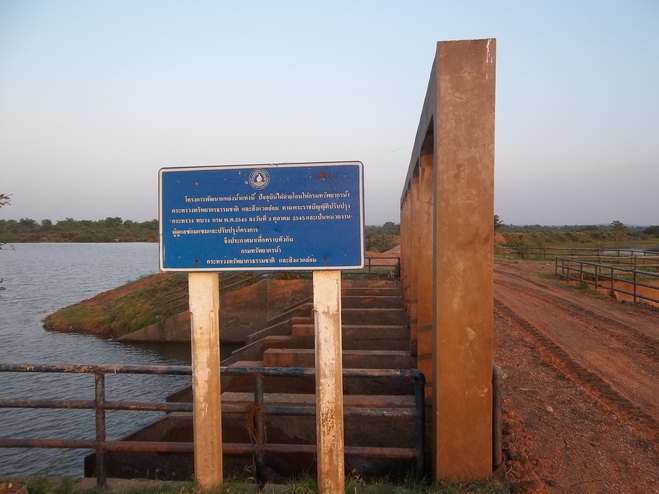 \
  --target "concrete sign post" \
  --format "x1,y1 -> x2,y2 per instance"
188,272 -> 223,488
159,161 -> 363,490
313,270 -> 344,492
